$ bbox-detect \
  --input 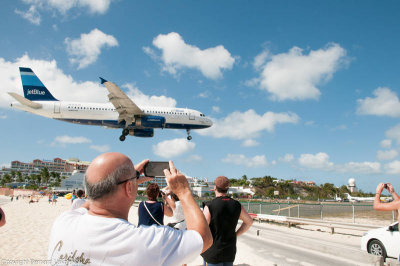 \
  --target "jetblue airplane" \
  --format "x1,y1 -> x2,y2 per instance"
9,67 -> 212,141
